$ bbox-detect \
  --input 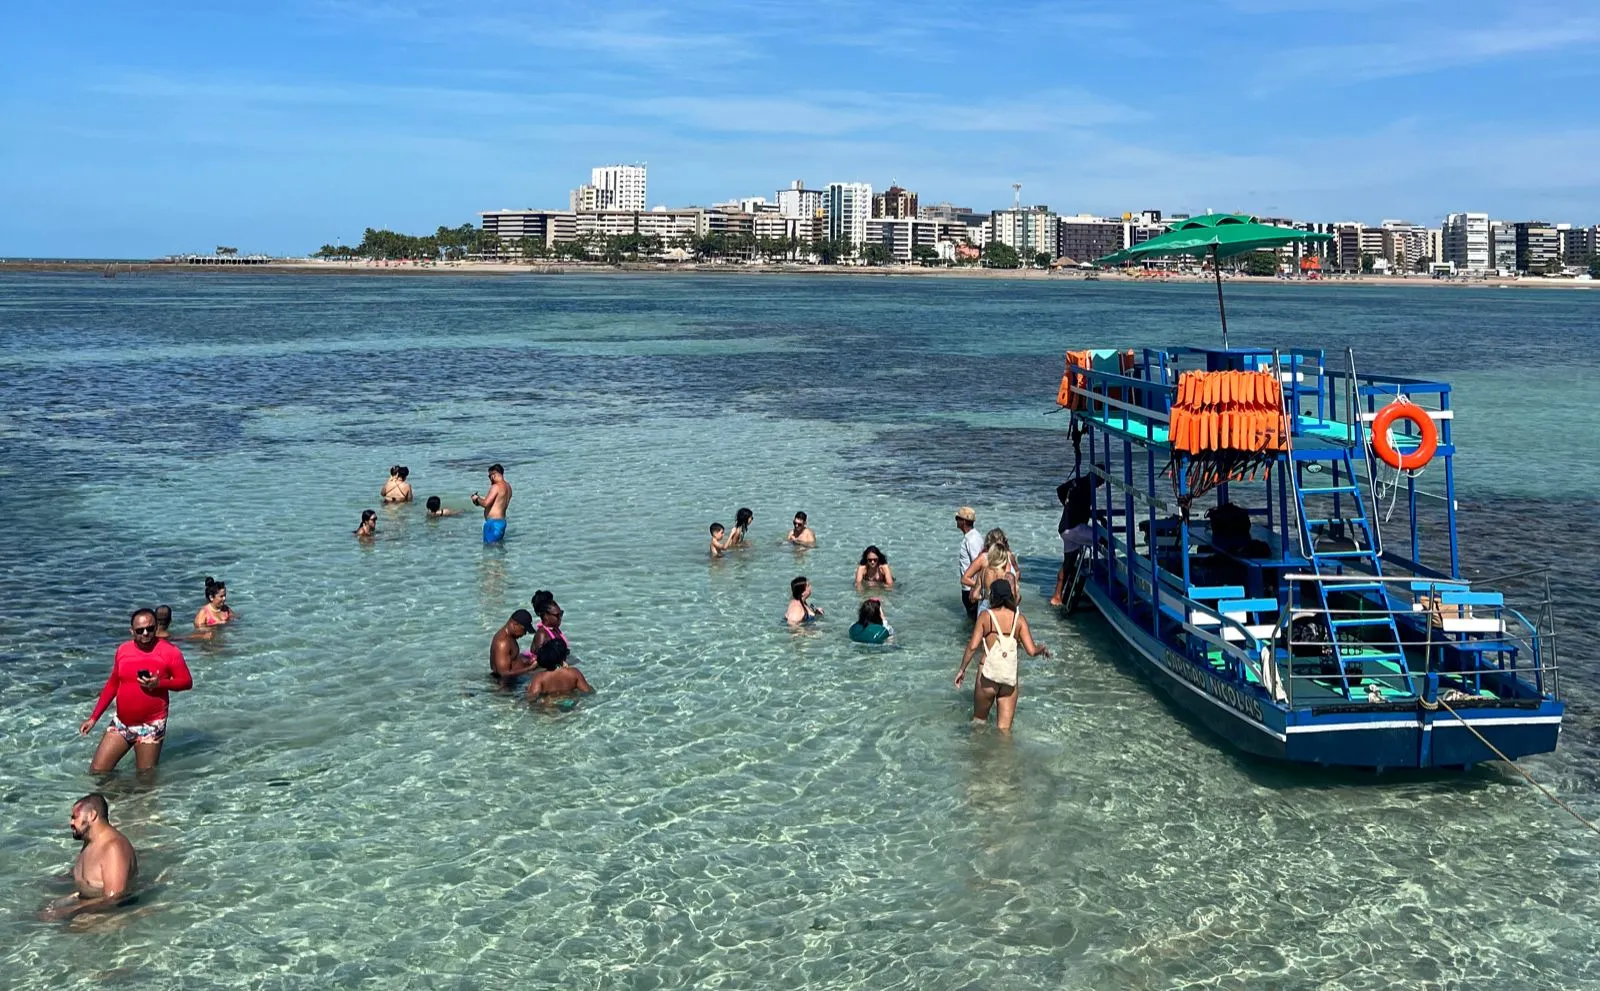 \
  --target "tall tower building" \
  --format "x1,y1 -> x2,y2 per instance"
588,164 -> 648,212
824,182 -> 872,246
